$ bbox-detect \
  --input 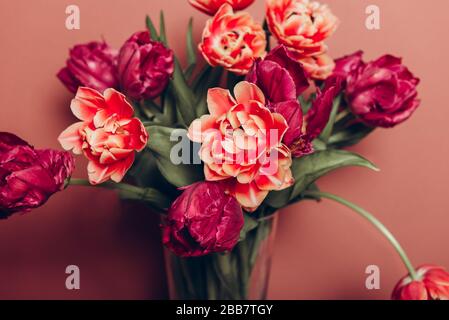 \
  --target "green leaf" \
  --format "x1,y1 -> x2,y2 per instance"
194,66 -> 223,117
159,11 -> 167,45
312,138 -> 327,151
328,123 -> 375,148
169,59 -> 197,126
300,183 -> 321,201
146,125 -> 203,187
141,99 -> 163,122
184,18 -> 196,79
265,150 -> 378,208
264,187 -> 292,209
265,182 -> 322,208
290,149 -> 378,200
146,15 -> 159,41
193,65 -> 212,92
142,92 -> 177,126
239,214 -> 259,242
161,93 -> 176,124
319,94 -> 342,143
128,149 -> 158,185
118,187 -> 171,211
